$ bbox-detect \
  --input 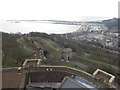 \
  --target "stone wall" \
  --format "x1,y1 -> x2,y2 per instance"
23,66 -> 96,85
29,71 -> 72,82
2,66 -> 113,89
2,71 -> 22,88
